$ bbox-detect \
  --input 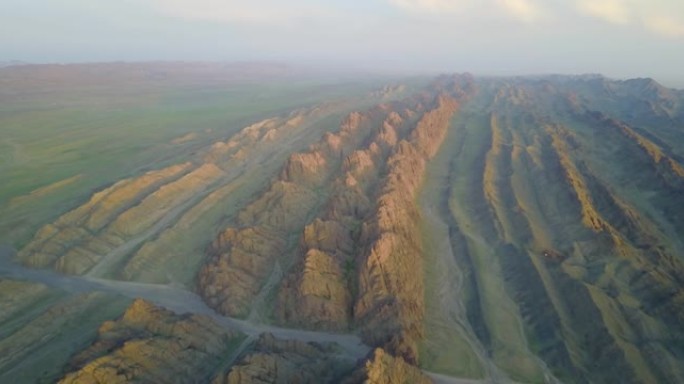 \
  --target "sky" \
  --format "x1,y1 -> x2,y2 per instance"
0,0 -> 683,85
